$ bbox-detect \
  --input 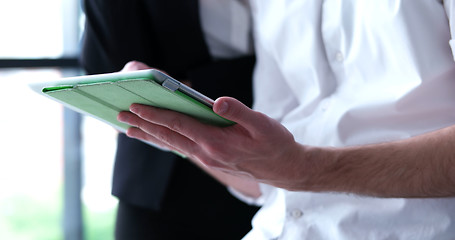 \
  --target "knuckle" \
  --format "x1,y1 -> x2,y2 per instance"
203,141 -> 219,155
168,117 -> 183,132
199,157 -> 217,168
135,120 -> 149,131
155,127 -> 171,144
203,140 -> 227,159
